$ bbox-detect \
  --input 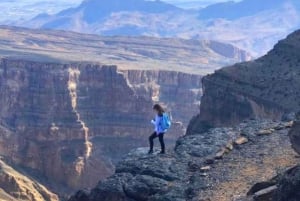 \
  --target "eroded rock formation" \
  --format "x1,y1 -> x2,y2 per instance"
0,159 -> 58,201
188,29 -> 300,134
0,58 -> 202,198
